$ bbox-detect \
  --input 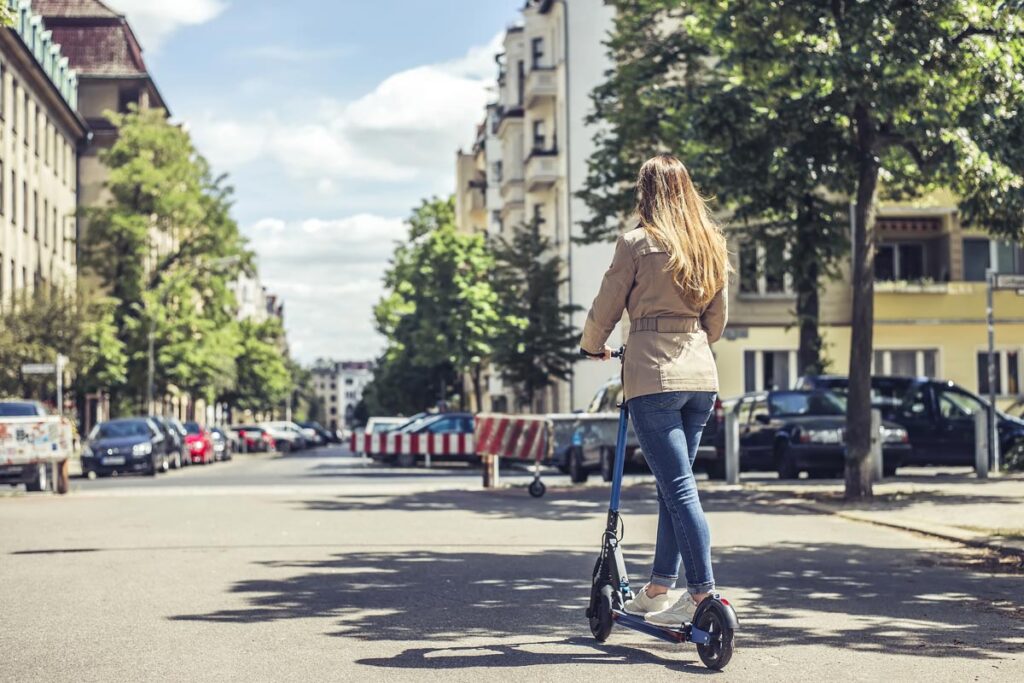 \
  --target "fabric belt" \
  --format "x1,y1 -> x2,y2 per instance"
629,316 -> 701,333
